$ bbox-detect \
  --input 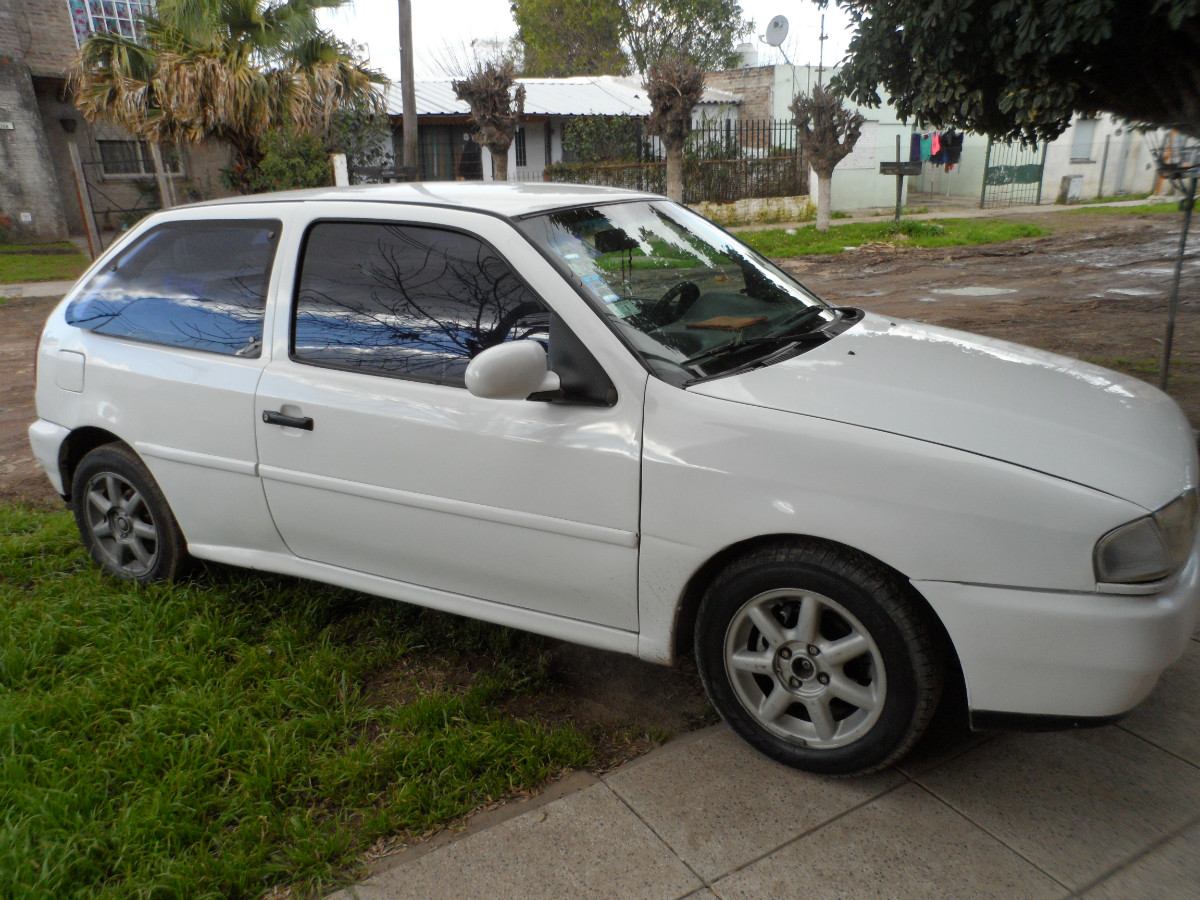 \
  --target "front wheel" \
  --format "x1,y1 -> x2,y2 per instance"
695,542 -> 943,775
